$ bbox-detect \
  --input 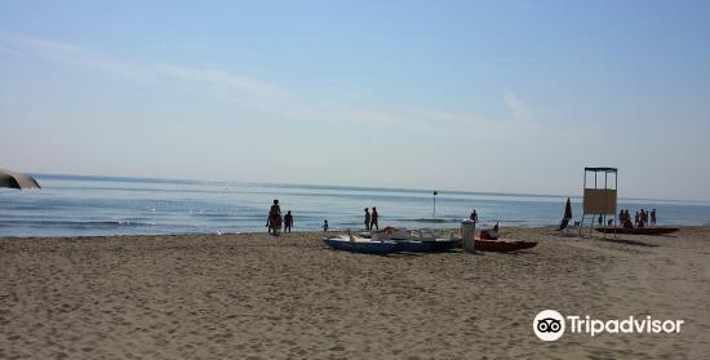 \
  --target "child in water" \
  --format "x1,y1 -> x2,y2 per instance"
284,210 -> 293,233
322,219 -> 329,232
